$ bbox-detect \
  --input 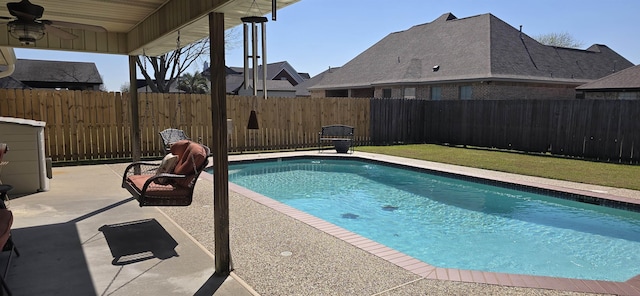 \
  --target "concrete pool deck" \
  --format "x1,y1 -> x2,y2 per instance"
210,152 -> 640,295
6,150 -> 638,295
